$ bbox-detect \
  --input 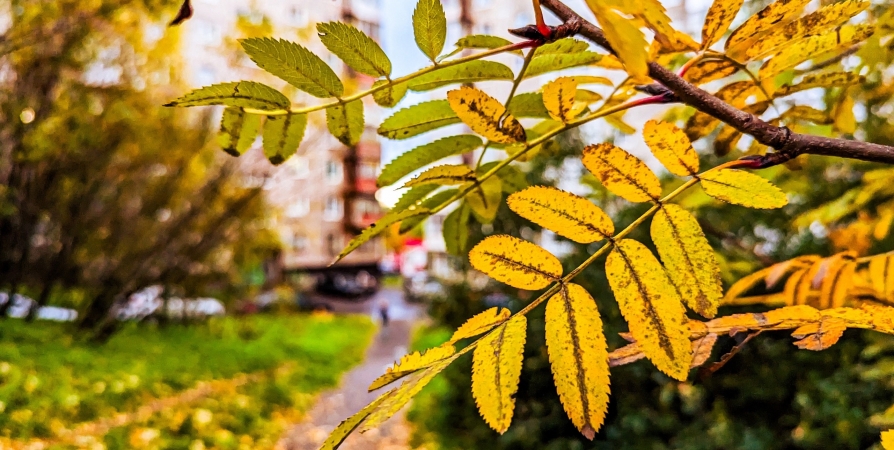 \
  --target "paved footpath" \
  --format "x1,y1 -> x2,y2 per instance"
278,288 -> 423,450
